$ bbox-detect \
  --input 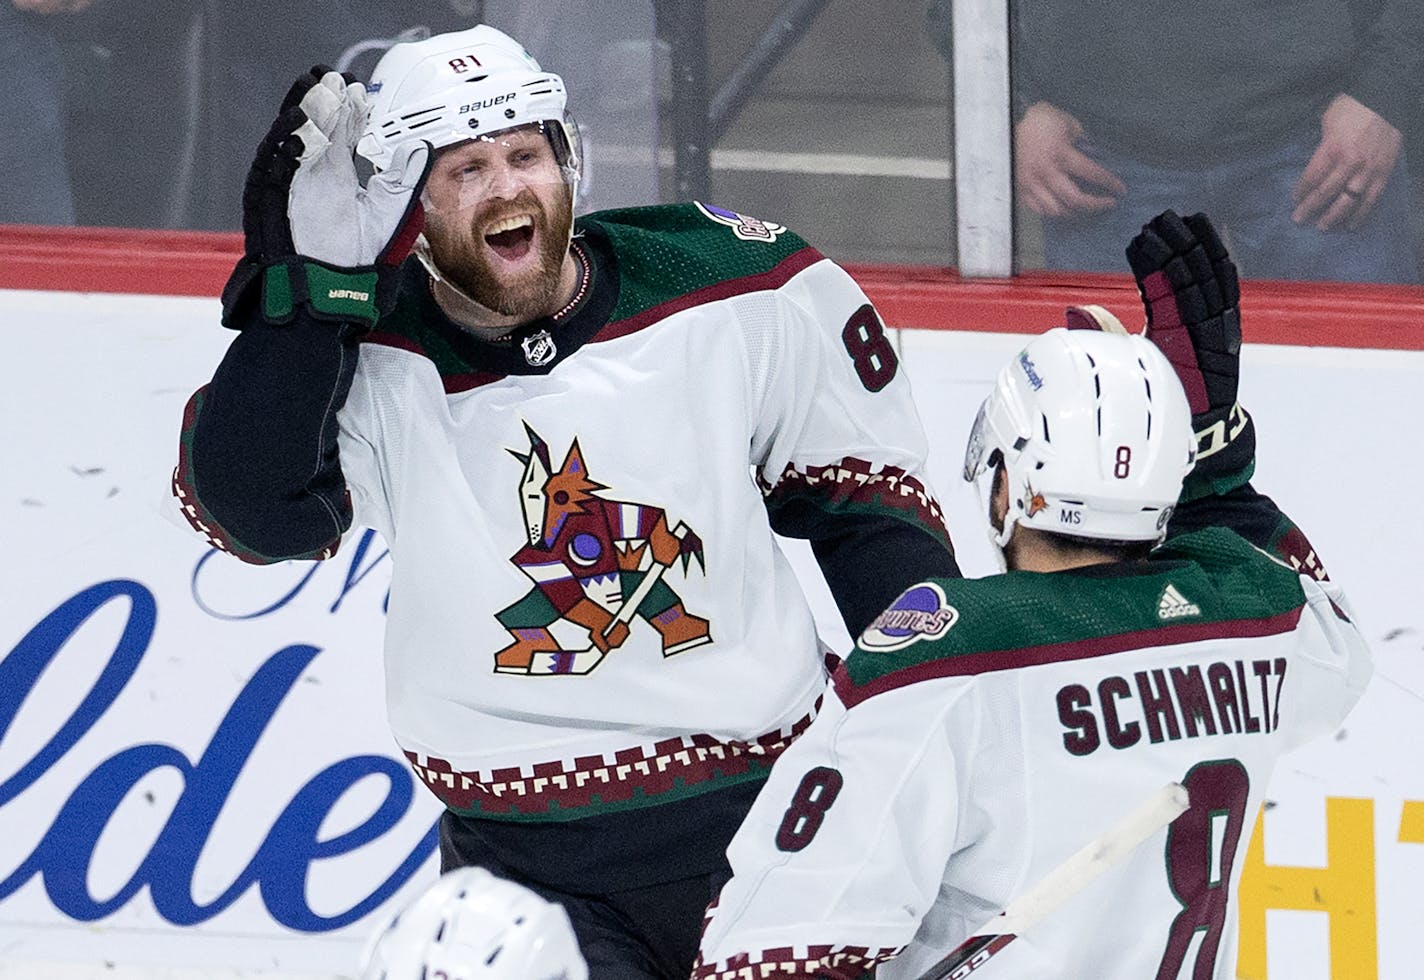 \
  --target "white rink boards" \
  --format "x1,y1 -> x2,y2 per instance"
0,287 -> 1420,979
